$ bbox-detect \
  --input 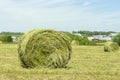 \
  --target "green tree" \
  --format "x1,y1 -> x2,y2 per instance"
113,33 -> 120,46
1,35 -> 13,43
7,36 -> 13,42
81,35 -> 89,45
